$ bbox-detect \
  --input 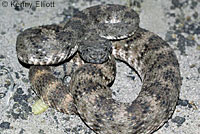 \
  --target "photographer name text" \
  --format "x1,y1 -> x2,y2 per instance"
2,1 -> 55,8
